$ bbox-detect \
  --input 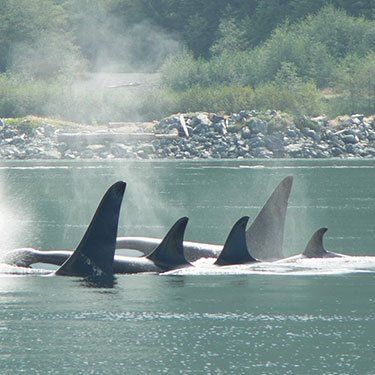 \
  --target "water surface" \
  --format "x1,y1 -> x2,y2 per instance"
0,159 -> 374,373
